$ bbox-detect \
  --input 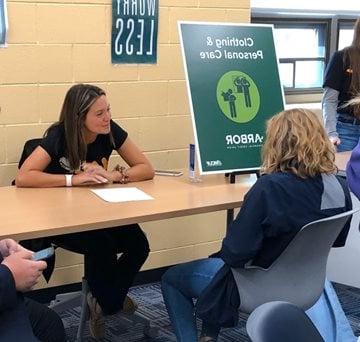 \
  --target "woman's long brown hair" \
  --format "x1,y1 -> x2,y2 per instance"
45,84 -> 109,171
343,18 -> 360,116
